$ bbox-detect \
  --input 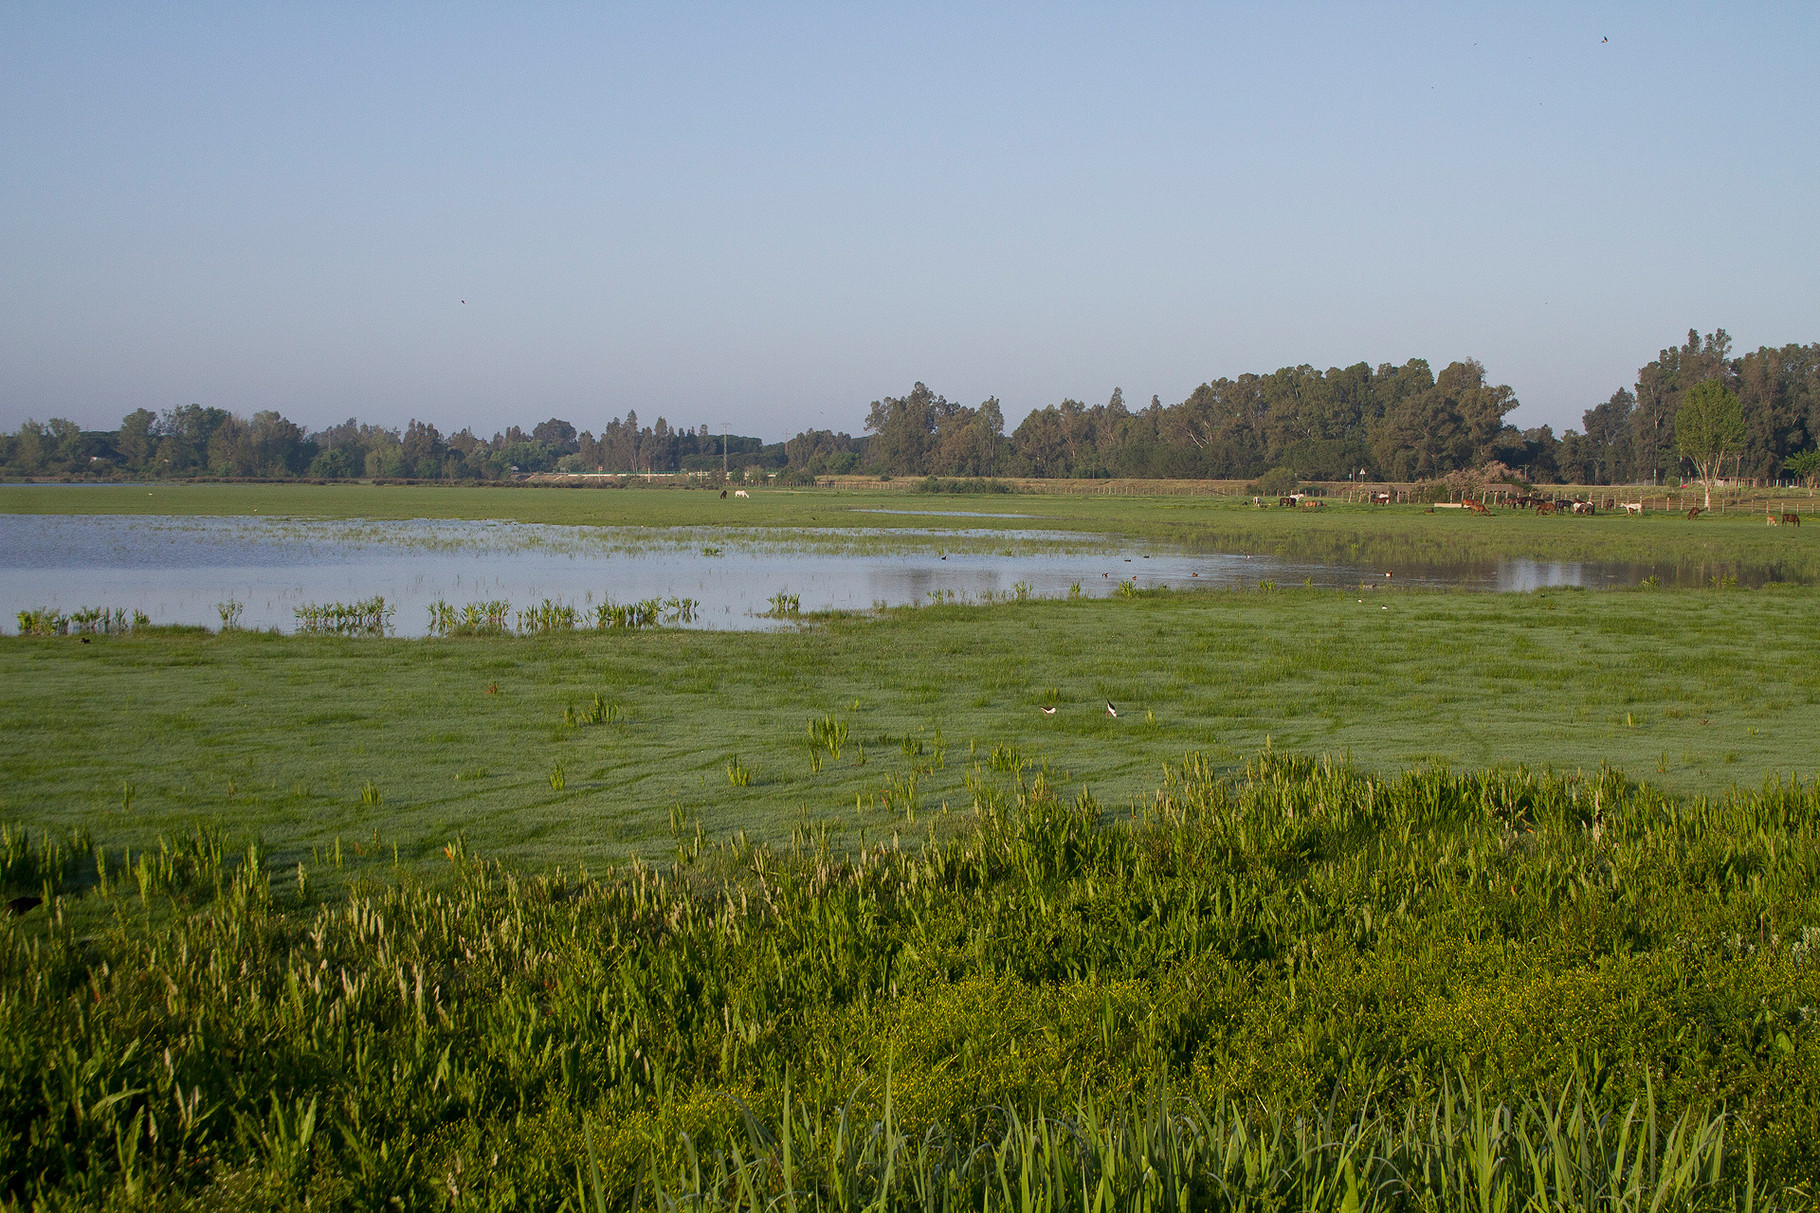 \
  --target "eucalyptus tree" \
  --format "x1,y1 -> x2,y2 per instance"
1675,380 -> 1747,509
